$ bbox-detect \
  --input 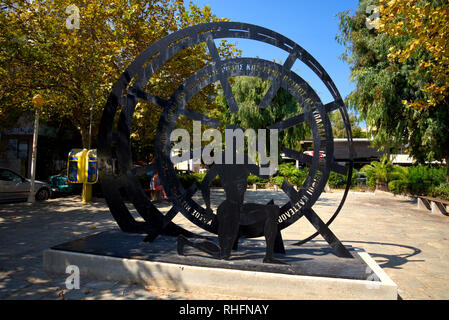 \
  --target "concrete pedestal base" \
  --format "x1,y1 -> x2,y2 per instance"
431,201 -> 448,216
418,197 -> 431,210
43,230 -> 397,300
